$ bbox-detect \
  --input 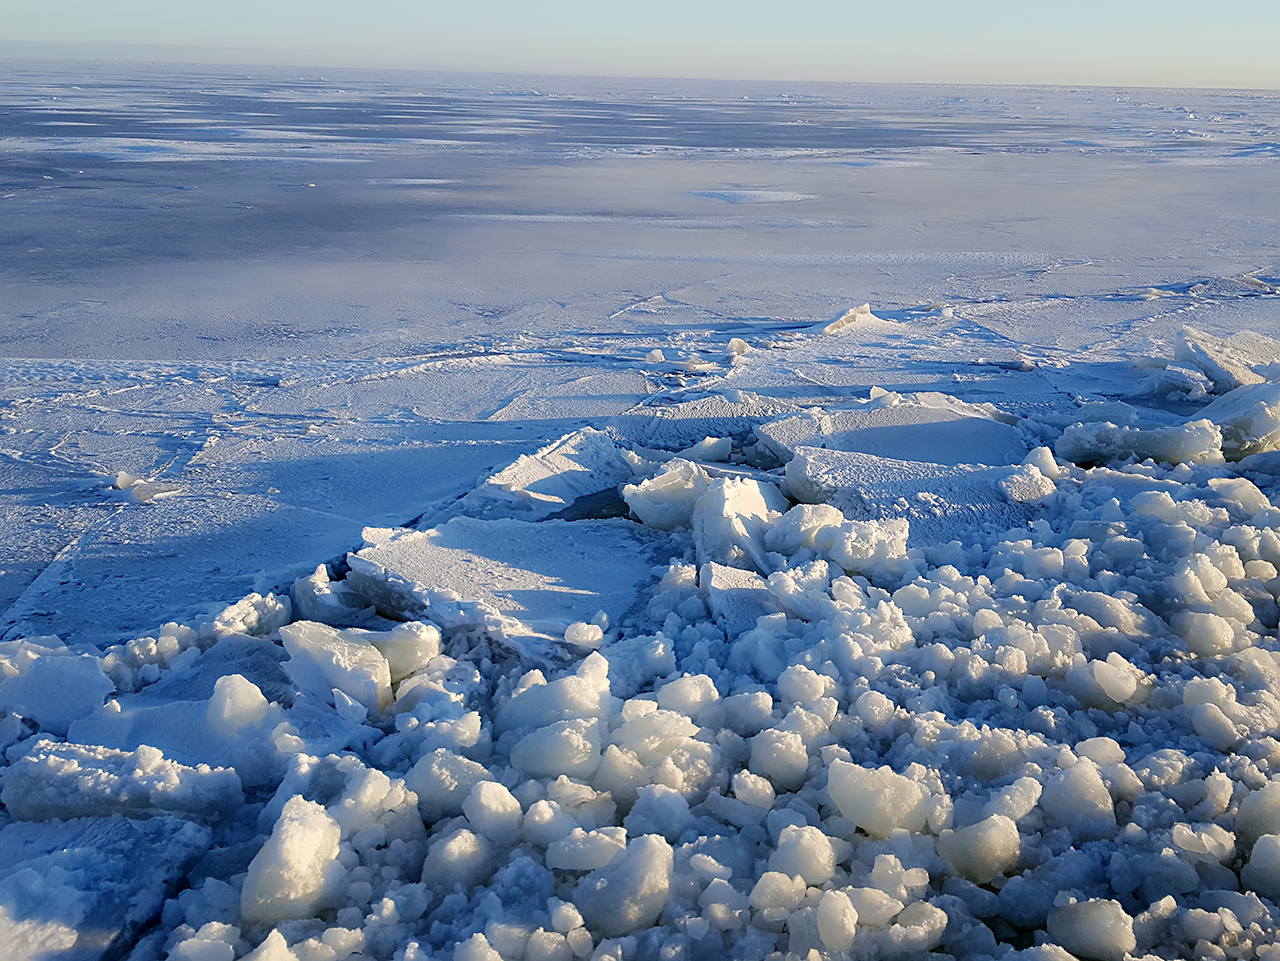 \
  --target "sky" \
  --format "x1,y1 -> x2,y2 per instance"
3,0 -> 1279,90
